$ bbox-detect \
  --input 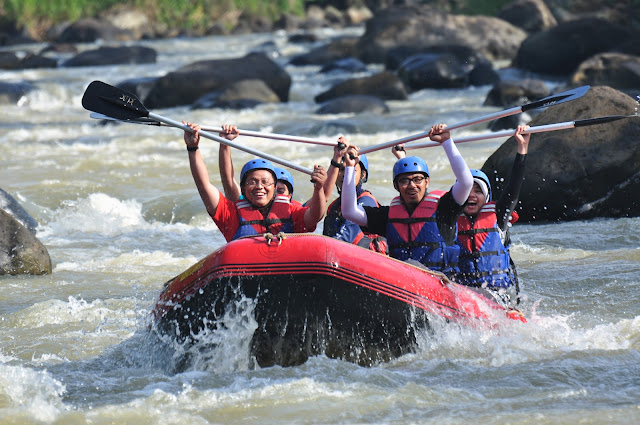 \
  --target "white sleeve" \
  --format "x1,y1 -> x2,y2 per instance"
442,138 -> 473,205
340,166 -> 369,226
